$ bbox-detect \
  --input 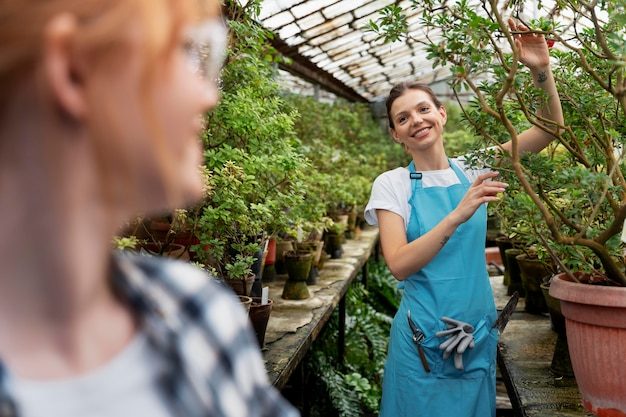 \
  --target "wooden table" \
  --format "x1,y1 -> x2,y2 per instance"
262,227 -> 379,389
